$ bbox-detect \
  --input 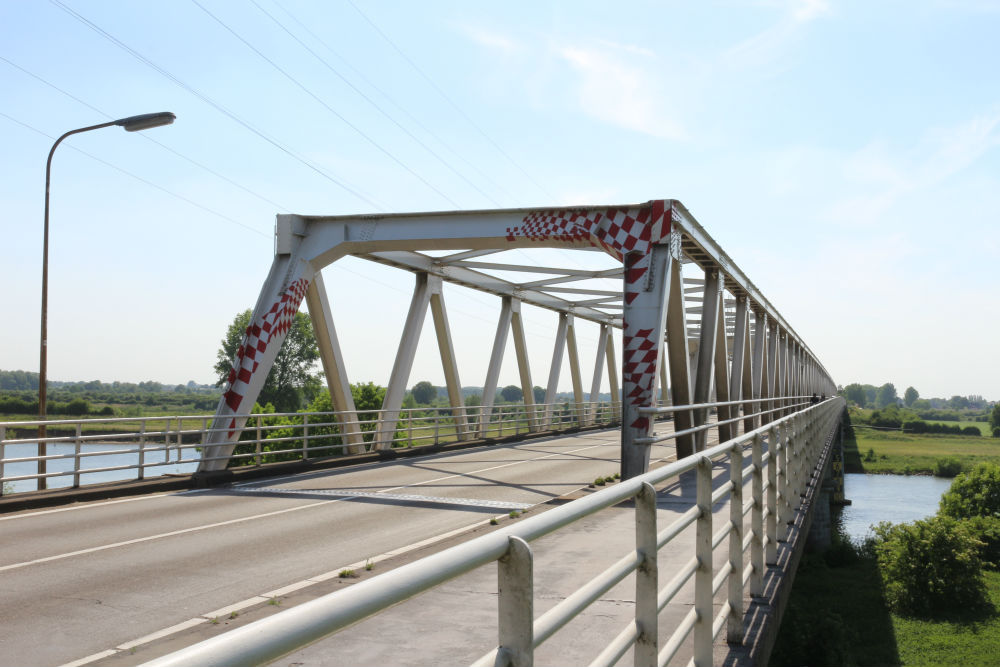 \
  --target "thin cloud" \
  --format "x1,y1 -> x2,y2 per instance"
556,45 -> 686,140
